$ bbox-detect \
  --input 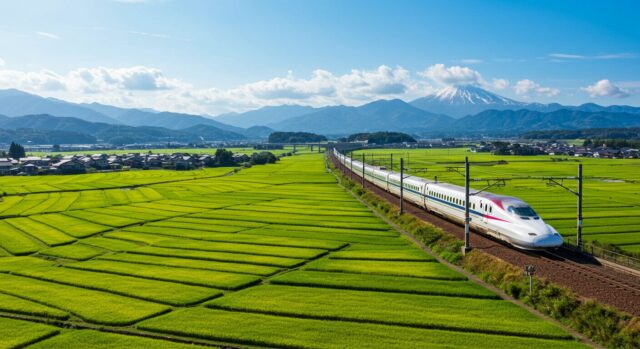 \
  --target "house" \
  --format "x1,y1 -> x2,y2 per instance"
22,163 -> 38,175
52,159 -> 87,174
90,154 -> 110,170
0,158 -> 13,175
